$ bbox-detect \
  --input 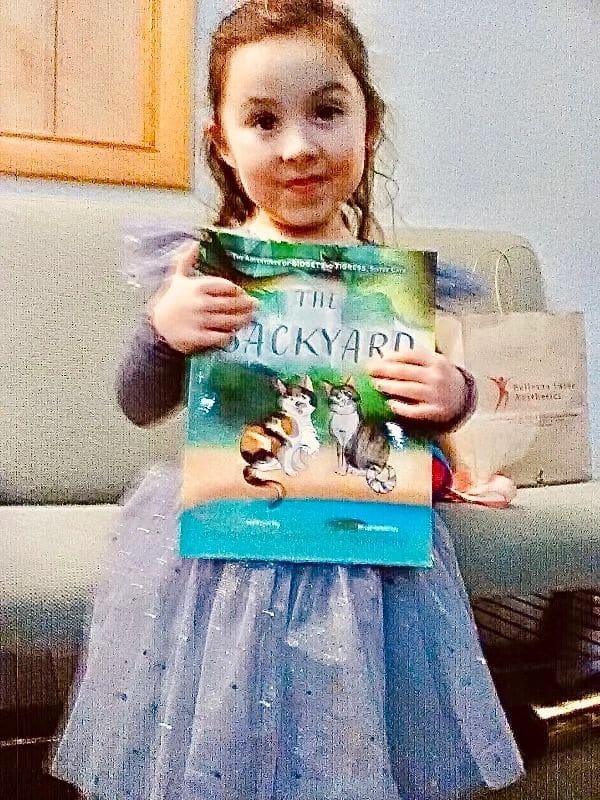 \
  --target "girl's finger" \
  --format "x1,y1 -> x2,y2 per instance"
386,400 -> 440,420
372,379 -> 431,402
200,293 -> 257,314
195,276 -> 249,296
369,347 -> 434,368
202,312 -> 254,332
367,360 -> 427,382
